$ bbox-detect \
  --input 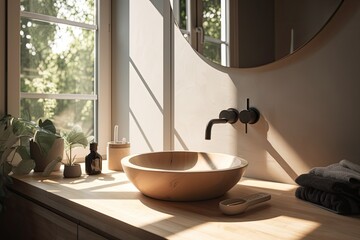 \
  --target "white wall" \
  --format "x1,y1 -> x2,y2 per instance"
112,0 -> 360,184
112,0 -> 172,154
